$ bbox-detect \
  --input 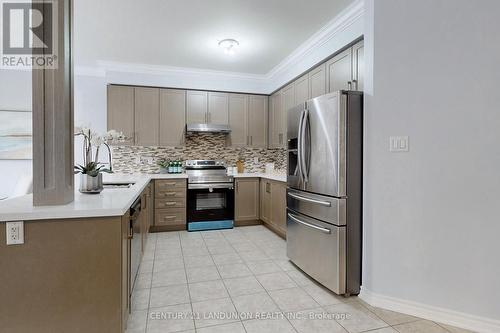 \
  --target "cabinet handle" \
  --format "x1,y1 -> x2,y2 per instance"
347,81 -> 352,90
165,202 -> 176,206
164,192 -> 176,196
164,182 -> 176,186
246,136 -> 249,145
279,133 -> 283,145
250,136 -> 253,145
163,216 -> 176,220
